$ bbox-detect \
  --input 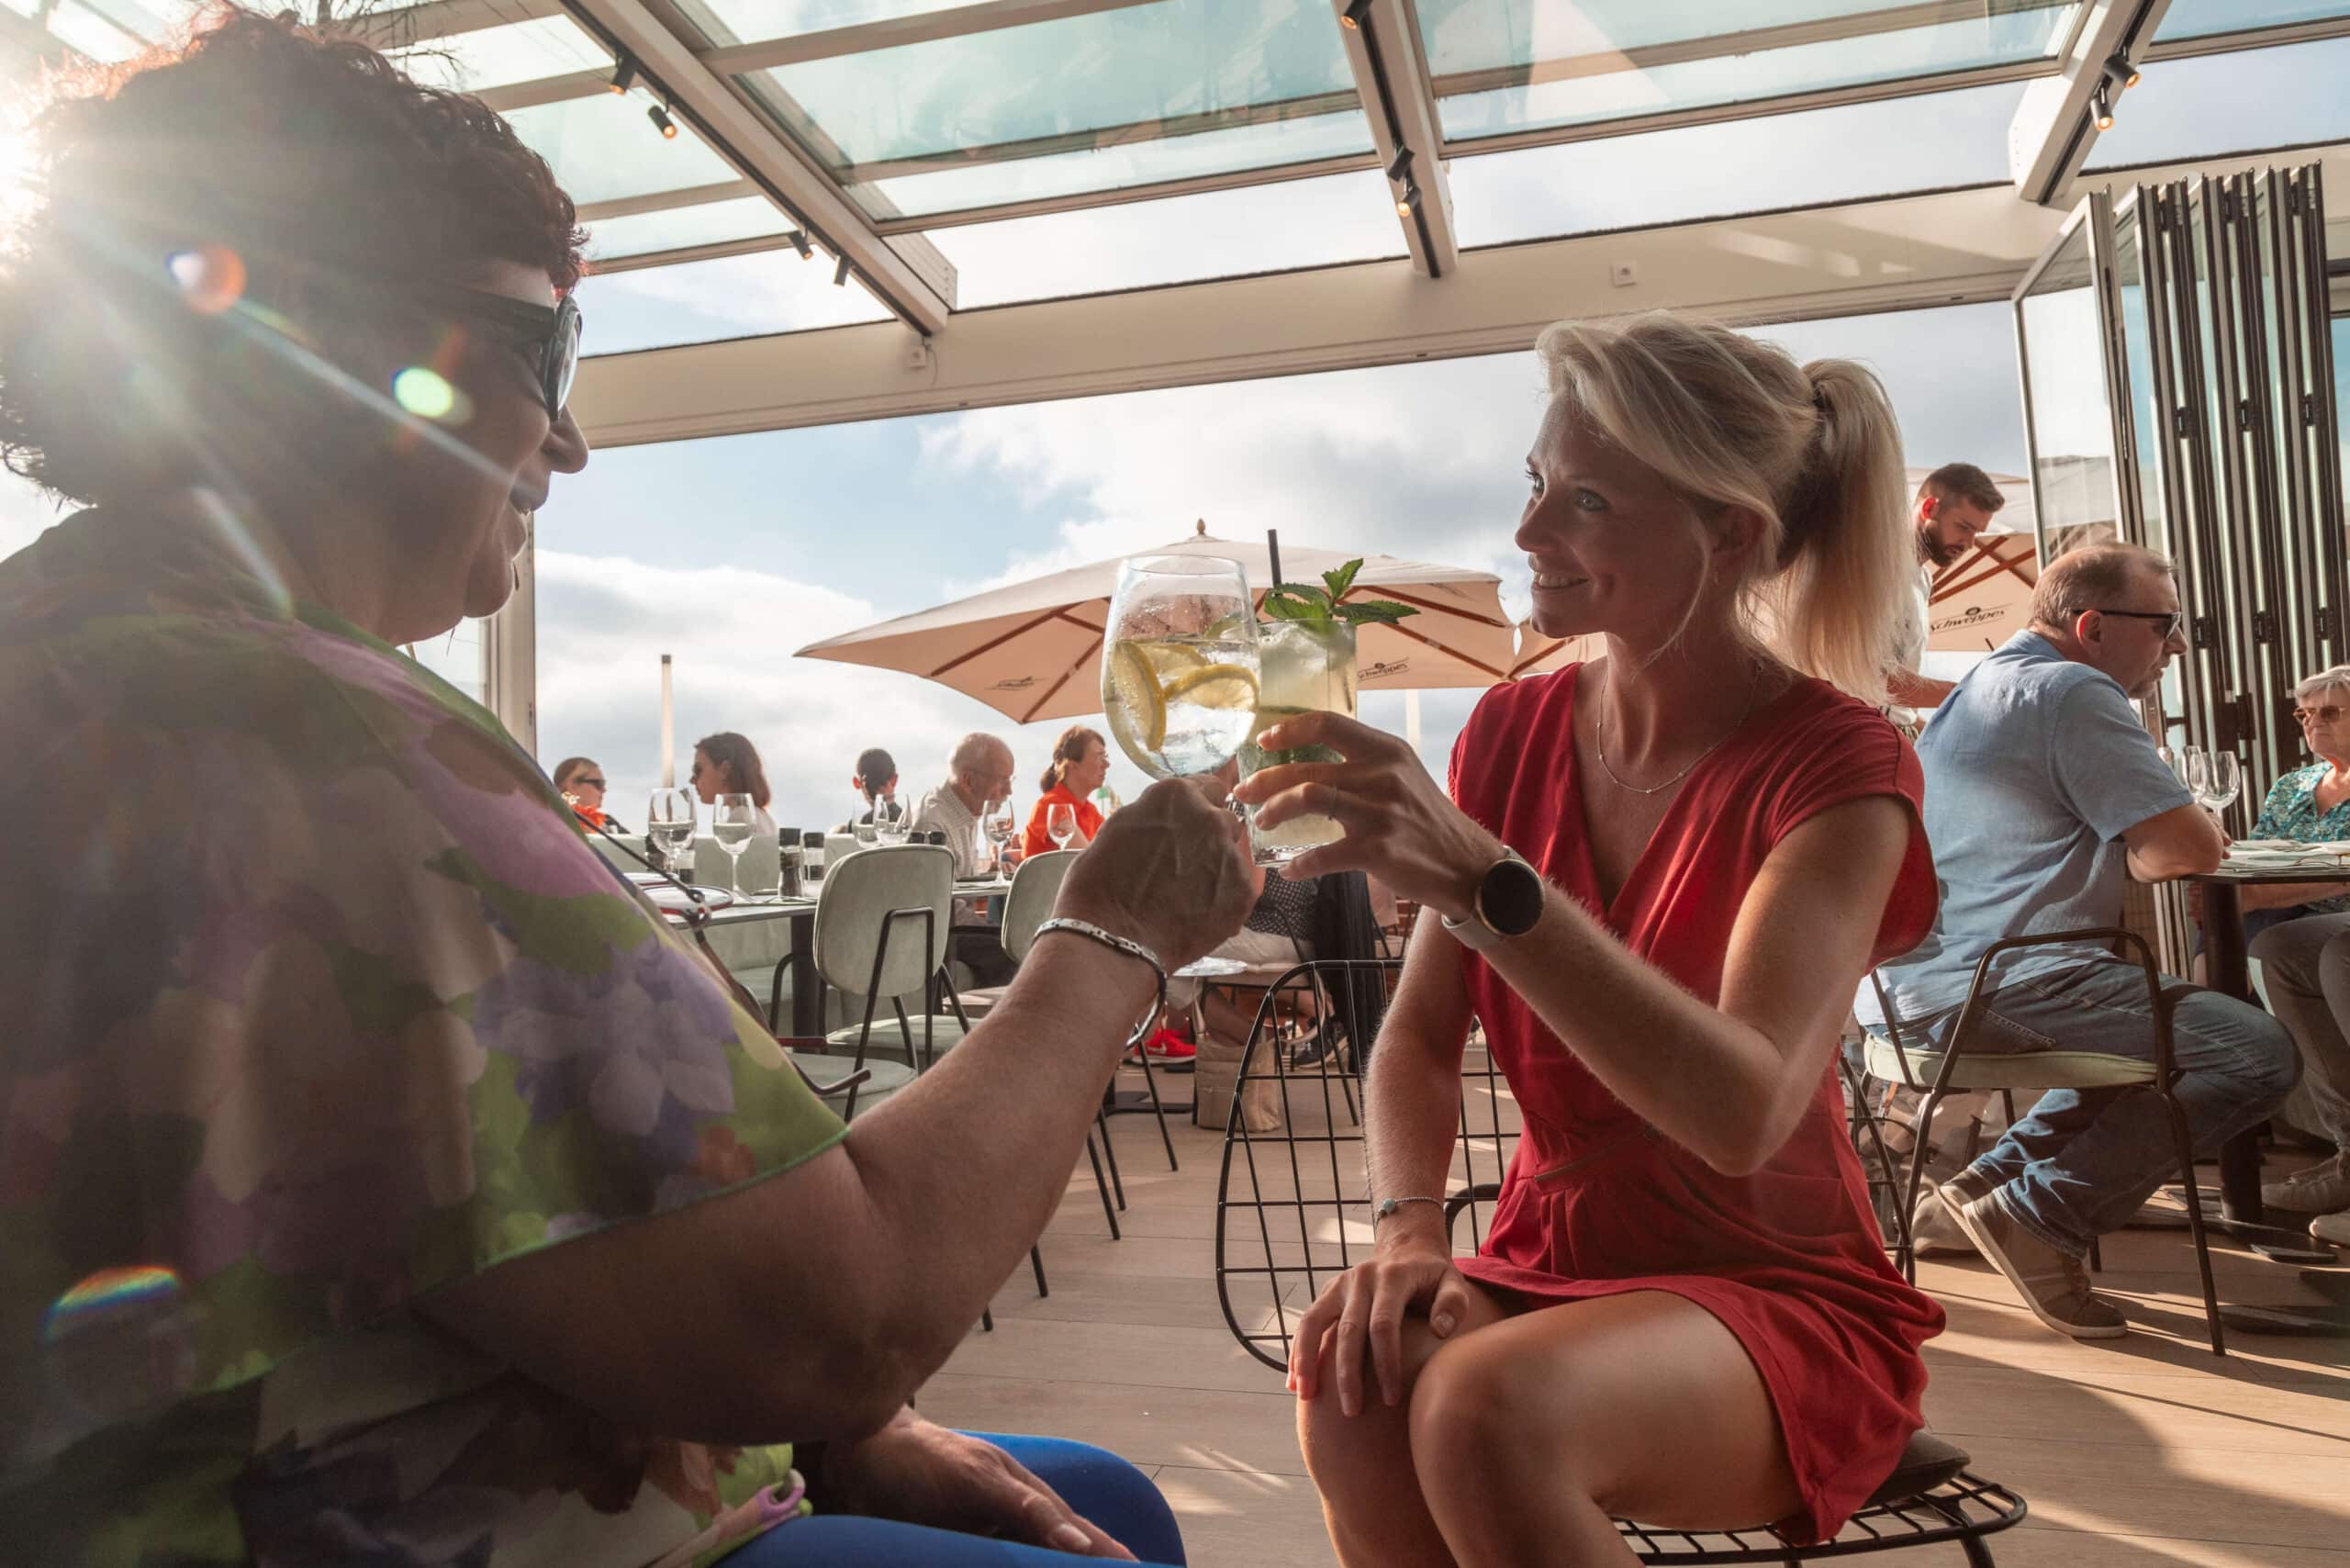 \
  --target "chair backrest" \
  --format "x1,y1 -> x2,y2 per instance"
1001,849 -> 1080,964
815,843 -> 955,998
1211,958 -> 1520,1373
588,832 -> 648,873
